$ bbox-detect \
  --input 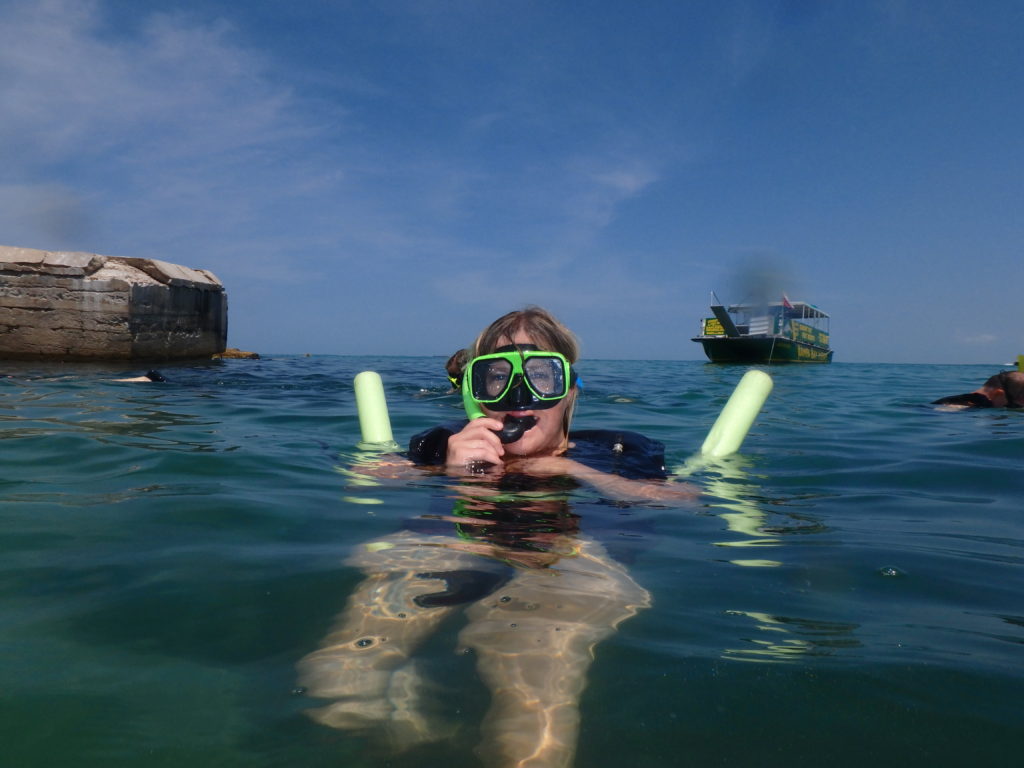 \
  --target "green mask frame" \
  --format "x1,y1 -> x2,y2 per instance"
461,347 -> 575,417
